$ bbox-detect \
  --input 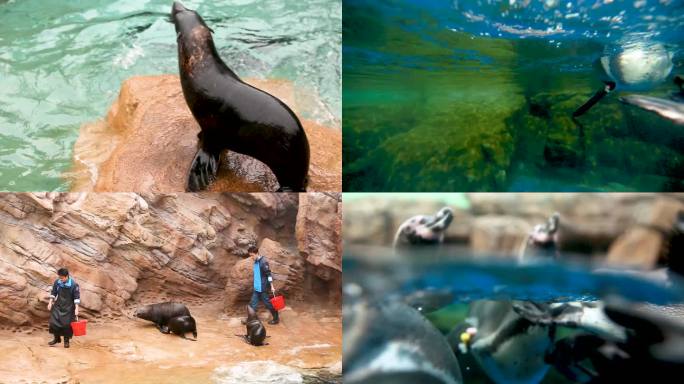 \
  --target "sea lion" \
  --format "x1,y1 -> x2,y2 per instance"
134,302 -> 191,334
393,207 -> 454,249
171,1 -> 310,192
167,315 -> 198,340
245,305 -> 266,346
